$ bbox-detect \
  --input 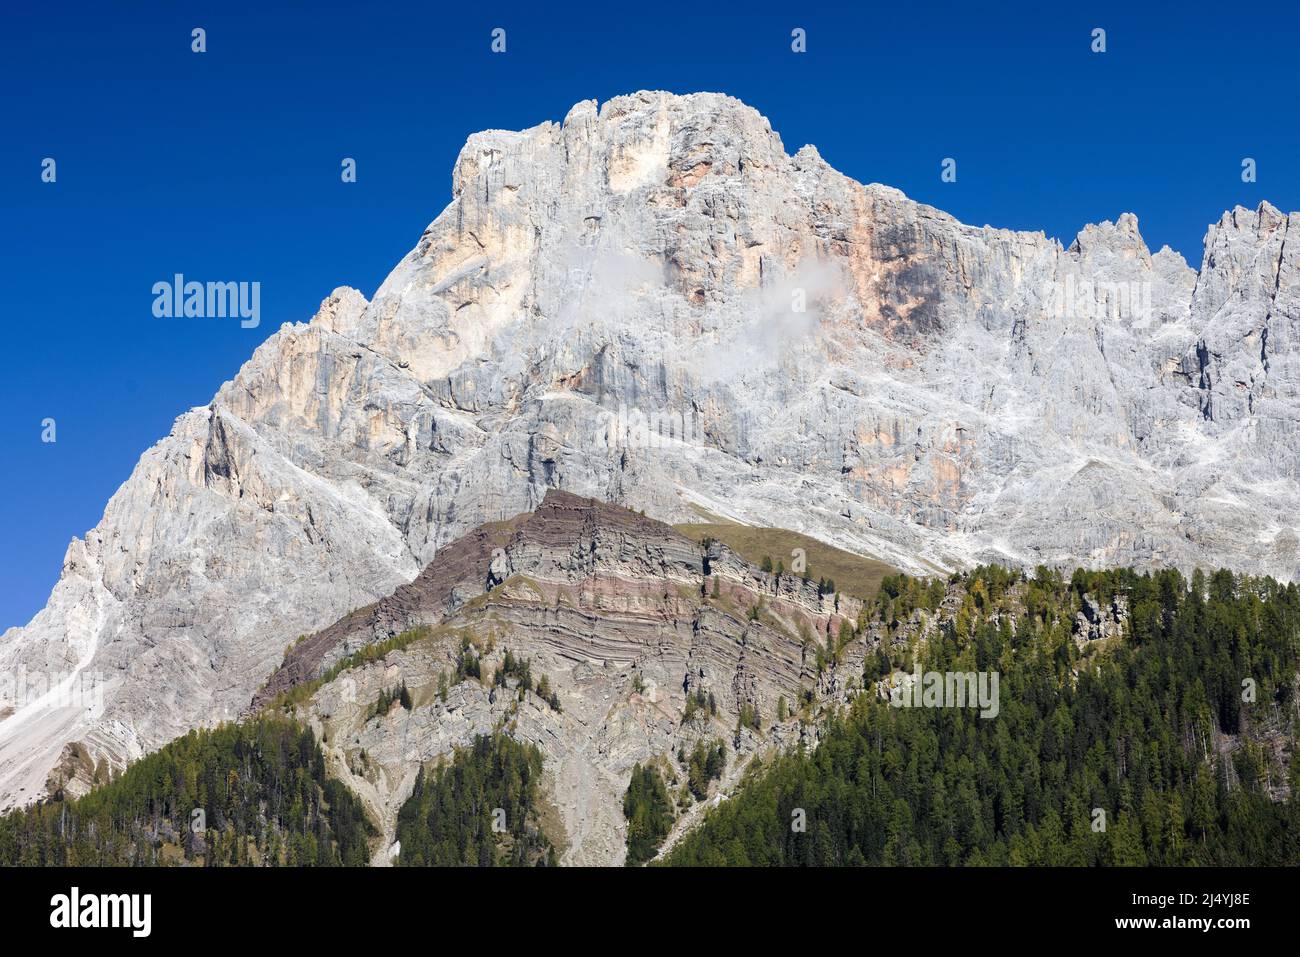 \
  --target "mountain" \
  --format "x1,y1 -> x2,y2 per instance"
259,489 -> 868,865
663,565 -> 1300,867
2,90 -> 1298,812
8,504 -> 1296,867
